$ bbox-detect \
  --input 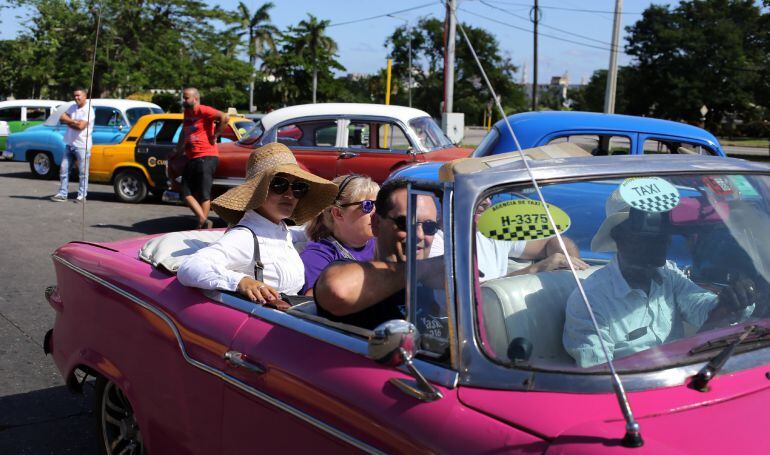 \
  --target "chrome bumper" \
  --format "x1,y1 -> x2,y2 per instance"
1,150 -> 13,160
